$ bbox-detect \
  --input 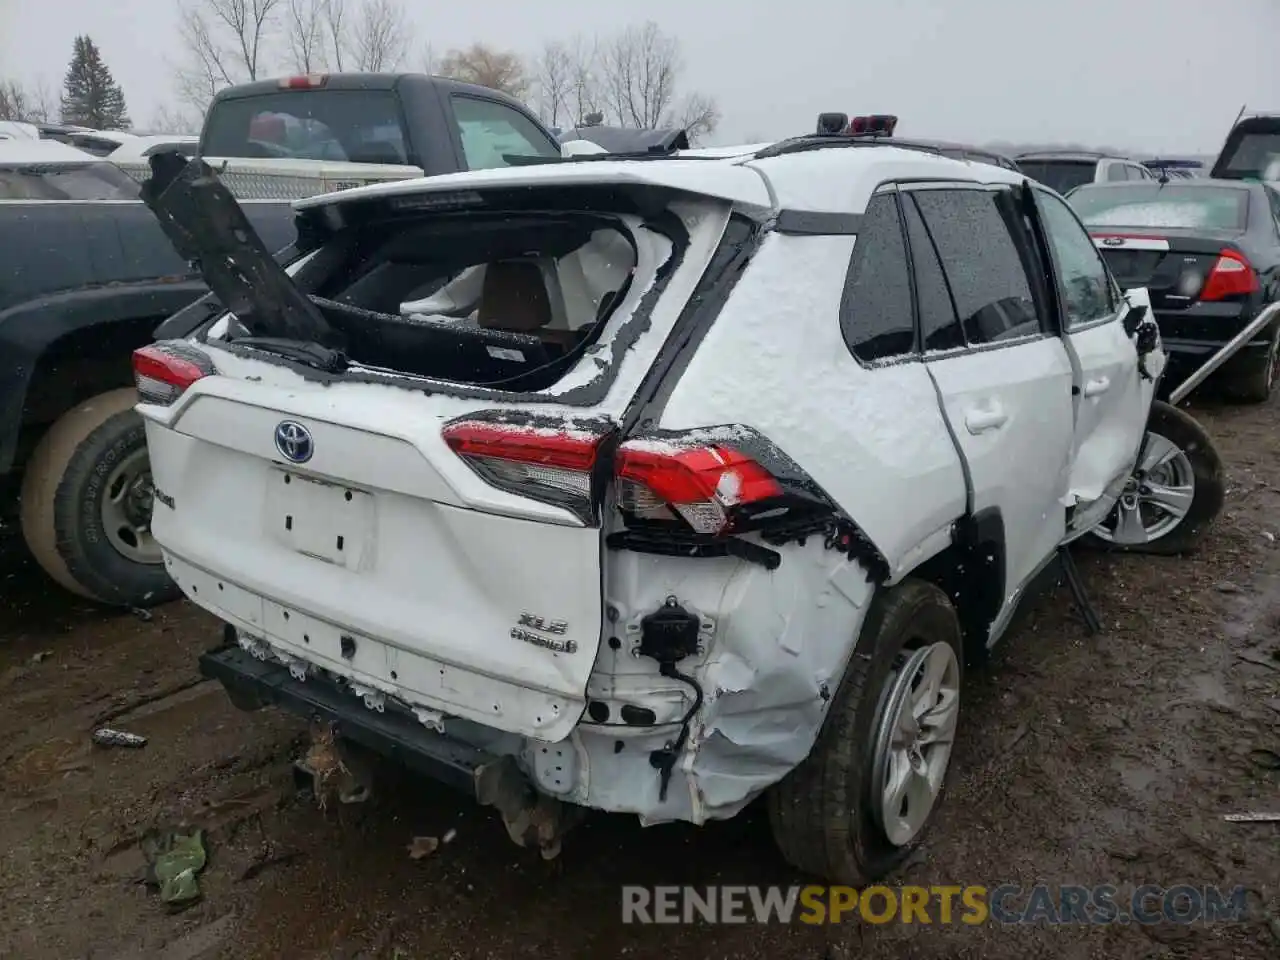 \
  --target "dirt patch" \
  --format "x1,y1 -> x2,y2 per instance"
1,395 -> 1278,960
